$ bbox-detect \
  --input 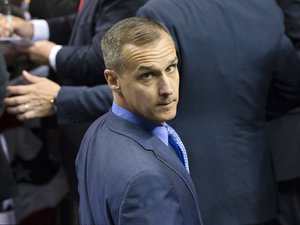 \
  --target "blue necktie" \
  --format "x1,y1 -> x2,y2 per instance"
166,125 -> 190,173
